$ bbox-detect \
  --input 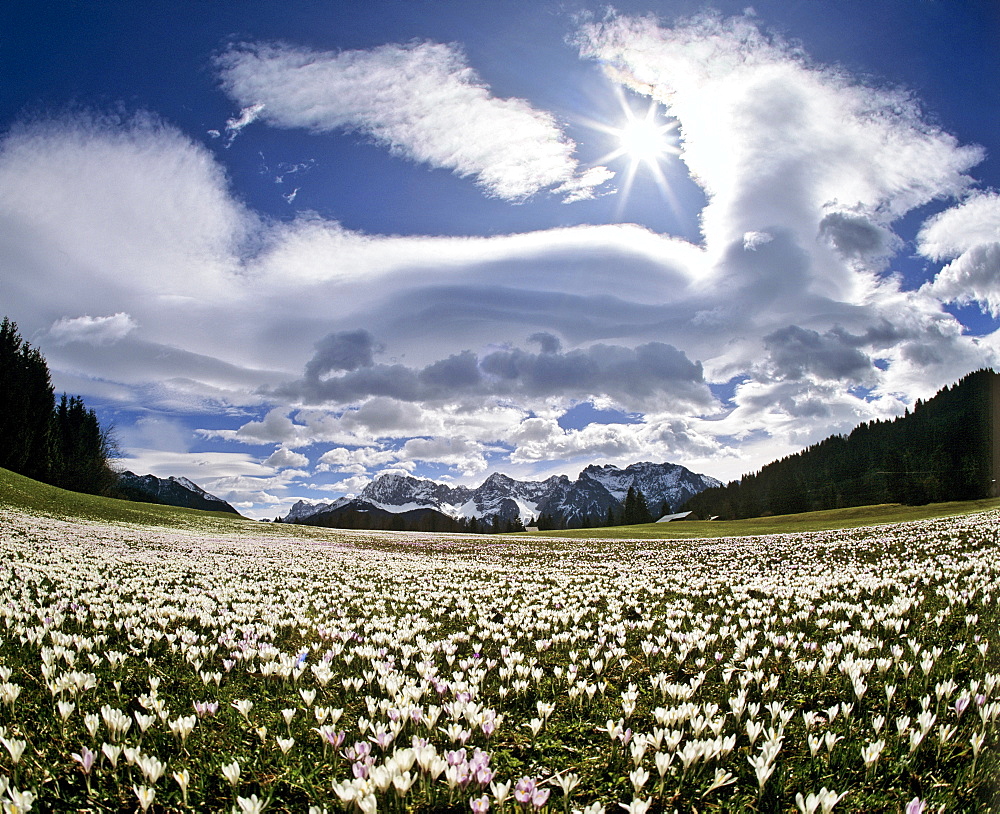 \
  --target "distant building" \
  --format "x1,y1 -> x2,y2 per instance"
656,511 -> 693,523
